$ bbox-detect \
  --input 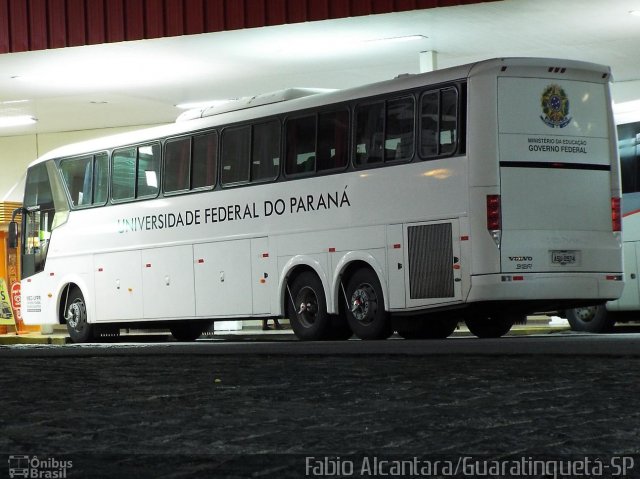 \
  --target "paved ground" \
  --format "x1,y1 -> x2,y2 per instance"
1,335 -> 640,478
